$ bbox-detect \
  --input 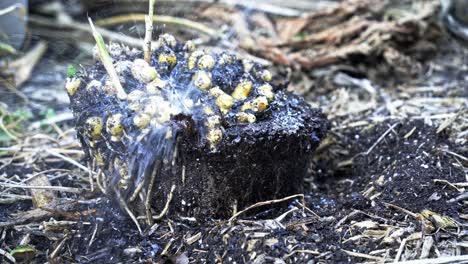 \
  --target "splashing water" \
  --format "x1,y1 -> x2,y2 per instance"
66,29 -> 329,222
